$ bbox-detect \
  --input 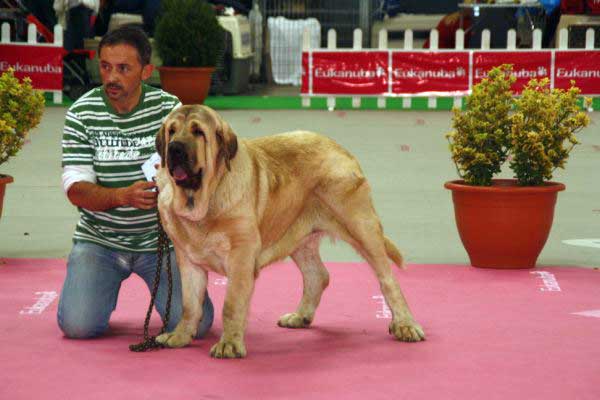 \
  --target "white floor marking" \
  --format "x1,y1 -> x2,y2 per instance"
20,291 -> 58,315
572,310 -> 600,319
562,239 -> 600,249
